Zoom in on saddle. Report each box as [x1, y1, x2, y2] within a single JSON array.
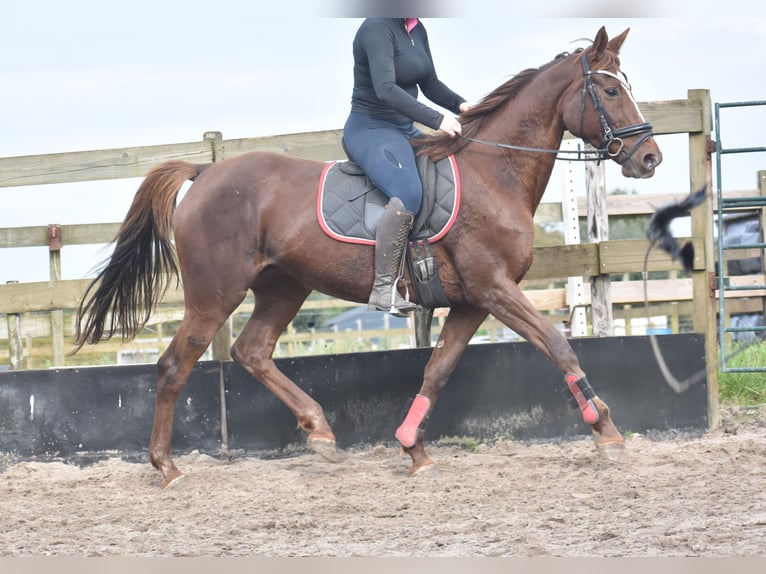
[[317, 153, 460, 308]]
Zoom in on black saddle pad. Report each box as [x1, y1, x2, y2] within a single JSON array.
[[317, 154, 460, 245]]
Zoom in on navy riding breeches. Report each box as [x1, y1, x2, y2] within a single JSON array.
[[342, 111, 424, 214]]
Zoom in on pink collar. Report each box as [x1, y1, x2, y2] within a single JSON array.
[[405, 18, 419, 34]]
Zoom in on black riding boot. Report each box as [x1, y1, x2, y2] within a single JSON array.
[[368, 197, 418, 316]]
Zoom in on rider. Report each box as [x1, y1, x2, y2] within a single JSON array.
[[343, 18, 471, 316]]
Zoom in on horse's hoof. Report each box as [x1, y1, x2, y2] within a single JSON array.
[[309, 437, 338, 463], [409, 460, 437, 477], [595, 440, 627, 463], [161, 471, 185, 490]]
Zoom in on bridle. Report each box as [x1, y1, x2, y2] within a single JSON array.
[[578, 51, 654, 162], [459, 50, 655, 163]]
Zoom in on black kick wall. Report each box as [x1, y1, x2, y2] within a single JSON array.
[[0, 335, 709, 461]]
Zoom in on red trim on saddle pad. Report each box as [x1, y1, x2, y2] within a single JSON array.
[[429, 155, 461, 243], [316, 155, 461, 245], [316, 161, 373, 245]]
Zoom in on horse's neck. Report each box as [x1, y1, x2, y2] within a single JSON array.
[[475, 72, 572, 210]]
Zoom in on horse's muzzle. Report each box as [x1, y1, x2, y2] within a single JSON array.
[[622, 147, 662, 178]]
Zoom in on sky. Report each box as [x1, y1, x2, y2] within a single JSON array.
[[1, 1, 765, 284]]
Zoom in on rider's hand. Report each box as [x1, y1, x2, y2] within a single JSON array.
[[439, 115, 462, 137]]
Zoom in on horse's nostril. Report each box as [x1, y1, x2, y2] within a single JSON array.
[[644, 153, 660, 169]]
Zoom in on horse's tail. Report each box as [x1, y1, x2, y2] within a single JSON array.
[[70, 160, 203, 354]]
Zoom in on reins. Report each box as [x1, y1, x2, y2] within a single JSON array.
[[456, 134, 606, 162]]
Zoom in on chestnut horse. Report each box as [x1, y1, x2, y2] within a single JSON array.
[[73, 27, 662, 488]]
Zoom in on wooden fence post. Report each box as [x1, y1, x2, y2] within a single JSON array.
[[688, 89, 718, 428], [413, 307, 434, 347], [48, 224, 65, 366], [6, 281, 23, 370], [586, 148, 613, 336]]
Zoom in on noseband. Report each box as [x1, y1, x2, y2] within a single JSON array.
[[579, 51, 654, 162]]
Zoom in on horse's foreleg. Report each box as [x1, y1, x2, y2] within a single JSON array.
[[484, 282, 625, 459], [150, 316, 224, 488], [398, 305, 488, 475], [230, 284, 337, 461]]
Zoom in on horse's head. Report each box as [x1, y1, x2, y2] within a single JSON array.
[[560, 27, 662, 178]]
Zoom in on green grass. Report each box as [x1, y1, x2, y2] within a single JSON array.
[[718, 341, 766, 406], [436, 436, 479, 452]]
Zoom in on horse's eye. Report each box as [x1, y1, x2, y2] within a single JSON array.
[[605, 87, 620, 97]]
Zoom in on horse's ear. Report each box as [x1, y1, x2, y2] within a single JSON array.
[[592, 26, 609, 58], [607, 28, 630, 54]]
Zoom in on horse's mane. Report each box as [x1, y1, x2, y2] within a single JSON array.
[[417, 45, 617, 160]]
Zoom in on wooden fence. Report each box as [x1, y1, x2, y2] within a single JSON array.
[[3, 89, 755, 422]]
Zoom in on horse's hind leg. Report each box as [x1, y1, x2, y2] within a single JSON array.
[[149, 311, 230, 488], [230, 277, 337, 461]]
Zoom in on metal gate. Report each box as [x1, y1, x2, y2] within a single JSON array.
[[714, 100, 766, 372]]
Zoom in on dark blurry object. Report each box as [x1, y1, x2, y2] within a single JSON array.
[[646, 186, 707, 272]]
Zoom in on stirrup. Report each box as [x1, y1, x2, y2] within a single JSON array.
[[389, 274, 417, 316], [389, 238, 417, 315]]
